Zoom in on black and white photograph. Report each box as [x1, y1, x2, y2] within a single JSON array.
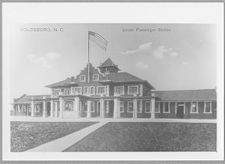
[[2, 2, 224, 161]]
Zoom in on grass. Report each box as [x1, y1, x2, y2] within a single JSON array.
[[64, 122, 216, 152], [11, 121, 97, 152]]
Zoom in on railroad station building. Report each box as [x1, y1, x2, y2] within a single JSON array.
[[12, 58, 217, 119]]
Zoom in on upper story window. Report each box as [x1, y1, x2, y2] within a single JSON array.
[[53, 89, 61, 96], [204, 102, 212, 114], [93, 74, 99, 81], [191, 102, 198, 113], [72, 87, 82, 95], [114, 86, 124, 96], [80, 75, 86, 82], [128, 85, 139, 95], [89, 86, 95, 95], [83, 86, 88, 95], [64, 88, 70, 95], [97, 86, 106, 95]]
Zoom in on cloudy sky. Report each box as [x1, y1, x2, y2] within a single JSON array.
[[9, 23, 216, 99]]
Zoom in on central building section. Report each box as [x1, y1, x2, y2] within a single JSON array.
[[46, 58, 155, 119]]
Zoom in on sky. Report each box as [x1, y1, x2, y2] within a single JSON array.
[[9, 23, 217, 100]]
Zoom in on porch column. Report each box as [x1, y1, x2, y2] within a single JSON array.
[[54, 102, 58, 117], [59, 97, 64, 118], [100, 99, 105, 118], [26, 104, 29, 116], [133, 99, 138, 118], [31, 97, 35, 117], [50, 97, 54, 117], [42, 97, 47, 118], [73, 97, 80, 118], [87, 100, 91, 118], [151, 93, 155, 119], [113, 98, 120, 118]]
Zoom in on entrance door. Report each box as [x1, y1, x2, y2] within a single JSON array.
[[176, 103, 184, 118]]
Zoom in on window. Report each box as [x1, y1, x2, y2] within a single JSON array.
[[97, 86, 106, 95], [191, 102, 198, 113], [83, 87, 88, 95], [120, 101, 125, 112], [65, 101, 73, 111], [64, 88, 70, 95], [53, 89, 60, 96], [105, 101, 109, 113], [204, 102, 212, 113], [160, 102, 164, 112], [89, 86, 95, 95], [72, 87, 82, 95], [127, 101, 133, 113], [91, 101, 95, 112], [145, 101, 151, 113], [80, 75, 86, 82], [155, 102, 160, 113], [114, 86, 124, 96], [128, 85, 139, 95], [138, 100, 143, 113], [163, 102, 170, 113], [93, 74, 99, 81]]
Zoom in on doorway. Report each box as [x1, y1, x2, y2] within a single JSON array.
[[176, 102, 185, 118]]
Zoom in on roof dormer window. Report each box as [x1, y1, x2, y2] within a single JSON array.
[[80, 75, 86, 82], [93, 74, 99, 81]]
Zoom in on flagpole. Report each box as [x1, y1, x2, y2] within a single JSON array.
[[87, 32, 90, 83]]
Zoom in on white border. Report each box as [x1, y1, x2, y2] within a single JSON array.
[[2, 2, 224, 161]]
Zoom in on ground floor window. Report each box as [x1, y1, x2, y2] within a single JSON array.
[[65, 101, 73, 111], [119, 101, 124, 112], [155, 102, 160, 113], [160, 102, 164, 112], [204, 102, 212, 114], [91, 101, 95, 112], [191, 102, 198, 113], [105, 100, 109, 113], [163, 102, 170, 113], [138, 100, 143, 113], [127, 101, 133, 113], [145, 101, 151, 113]]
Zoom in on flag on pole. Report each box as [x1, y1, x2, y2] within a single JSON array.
[[88, 31, 108, 51]]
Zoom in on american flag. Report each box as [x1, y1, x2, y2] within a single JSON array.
[[88, 31, 108, 51]]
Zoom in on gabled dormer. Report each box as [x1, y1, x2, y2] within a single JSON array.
[[98, 58, 120, 75], [77, 63, 102, 83]]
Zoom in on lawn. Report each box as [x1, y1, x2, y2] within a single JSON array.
[[64, 122, 216, 152], [11, 121, 97, 152]]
